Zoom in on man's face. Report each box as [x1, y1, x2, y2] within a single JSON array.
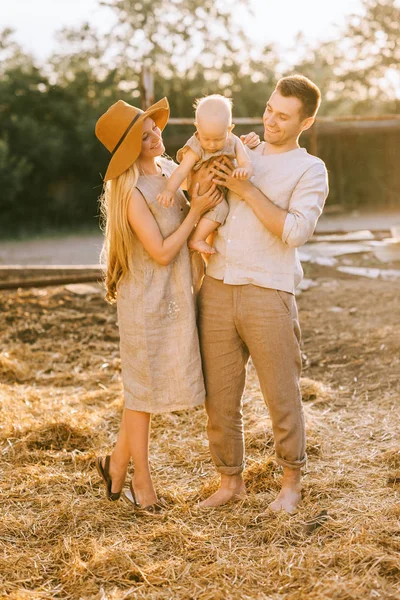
[[263, 90, 310, 147]]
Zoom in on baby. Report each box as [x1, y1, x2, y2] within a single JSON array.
[[157, 94, 253, 254]]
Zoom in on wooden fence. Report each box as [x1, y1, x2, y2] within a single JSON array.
[[165, 115, 400, 210]]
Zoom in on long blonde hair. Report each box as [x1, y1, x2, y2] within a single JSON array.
[[99, 161, 140, 303]]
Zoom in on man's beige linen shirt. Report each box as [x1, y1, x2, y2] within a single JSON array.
[[206, 147, 329, 294]]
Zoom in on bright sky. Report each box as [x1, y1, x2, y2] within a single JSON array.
[[2, 0, 364, 62]]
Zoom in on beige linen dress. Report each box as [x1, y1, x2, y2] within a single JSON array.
[[176, 132, 240, 224], [116, 157, 205, 413]]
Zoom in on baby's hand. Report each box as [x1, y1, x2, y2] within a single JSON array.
[[157, 189, 175, 207], [240, 132, 260, 149], [232, 167, 250, 180]]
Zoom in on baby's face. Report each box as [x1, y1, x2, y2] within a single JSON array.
[[196, 121, 230, 153]]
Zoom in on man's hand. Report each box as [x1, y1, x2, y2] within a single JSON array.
[[188, 157, 221, 197], [212, 157, 287, 239], [157, 189, 175, 208], [240, 132, 260, 149], [211, 157, 253, 199]]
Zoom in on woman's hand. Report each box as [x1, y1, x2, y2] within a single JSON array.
[[211, 157, 253, 199], [190, 182, 223, 217]]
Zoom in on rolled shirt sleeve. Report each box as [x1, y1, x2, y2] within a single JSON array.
[[282, 163, 329, 248]]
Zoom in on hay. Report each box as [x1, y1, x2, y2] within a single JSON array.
[[300, 377, 334, 404], [383, 447, 400, 470], [0, 277, 399, 600], [0, 351, 30, 382]]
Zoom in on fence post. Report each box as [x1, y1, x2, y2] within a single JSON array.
[[141, 66, 154, 110], [310, 120, 318, 156]]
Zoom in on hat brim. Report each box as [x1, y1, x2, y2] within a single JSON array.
[[104, 97, 170, 181]]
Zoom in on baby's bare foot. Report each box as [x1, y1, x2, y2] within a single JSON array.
[[188, 240, 216, 255]]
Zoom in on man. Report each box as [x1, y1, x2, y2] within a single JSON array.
[[198, 75, 329, 513]]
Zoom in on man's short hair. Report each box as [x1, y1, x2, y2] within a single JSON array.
[[276, 75, 321, 120]]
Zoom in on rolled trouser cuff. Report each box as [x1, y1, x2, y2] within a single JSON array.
[[276, 453, 307, 470], [215, 462, 245, 475]]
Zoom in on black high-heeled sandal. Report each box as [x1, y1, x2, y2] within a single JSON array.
[[123, 481, 164, 513], [95, 455, 123, 501]]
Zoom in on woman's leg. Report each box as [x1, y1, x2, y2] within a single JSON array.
[[106, 408, 131, 494], [104, 408, 156, 506], [124, 409, 158, 507]]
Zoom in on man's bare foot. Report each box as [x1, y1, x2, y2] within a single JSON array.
[[188, 240, 216, 255], [269, 467, 302, 514], [199, 474, 246, 508], [269, 487, 301, 514]]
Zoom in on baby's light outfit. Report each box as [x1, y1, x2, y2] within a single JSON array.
[[177, 132, 240, 224]]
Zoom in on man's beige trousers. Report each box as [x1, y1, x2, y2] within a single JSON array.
[[198, 275, 307, 474]]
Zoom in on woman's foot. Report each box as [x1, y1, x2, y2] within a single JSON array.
[[128, 473, 158, 509], [105, 455, 128, 494], [188, 240, 216, 255], [269, 468, 302, 514], [96, 454, 127, 500], [199, 474, 246, 508]]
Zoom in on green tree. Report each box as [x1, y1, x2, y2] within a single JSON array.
[[0, 28, 111, 233], [0, 137, 32, 221], [52, 1, 278, 177], [290, 0, 400, 115], [100, 0, 252, 73], [340, 0, 400, 111]]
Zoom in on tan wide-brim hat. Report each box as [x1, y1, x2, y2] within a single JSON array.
[[95, 97, 170, 181]]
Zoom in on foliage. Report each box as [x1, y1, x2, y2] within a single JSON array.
[[99, 0, 252, 72], [291, 0, 400, 115], [343, 0, 400, 108]]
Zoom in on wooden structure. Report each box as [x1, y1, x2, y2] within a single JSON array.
[[0, 266, 102, 290], [168, 115, 400, 156]]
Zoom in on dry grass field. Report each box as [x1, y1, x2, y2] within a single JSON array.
[[1, 265, 399, 600]]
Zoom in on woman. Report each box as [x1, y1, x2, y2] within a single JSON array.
[[94, 97, 222, 511]]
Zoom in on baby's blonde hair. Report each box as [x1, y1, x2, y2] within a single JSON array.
[[99, 162, 141, 303], [194, 94, 233, 125]]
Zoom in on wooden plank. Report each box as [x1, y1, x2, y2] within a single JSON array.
[[0, 264, 101, 272], [0, 265, 103, 290], [0, 273, 102, 291]]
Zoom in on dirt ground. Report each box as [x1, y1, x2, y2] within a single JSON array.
[[0, 260, 399, 599]]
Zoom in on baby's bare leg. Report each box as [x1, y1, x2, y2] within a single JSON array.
[[189, 217, 220, 254]]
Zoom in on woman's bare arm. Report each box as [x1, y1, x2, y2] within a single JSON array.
[[128, 183, 222, 265]]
